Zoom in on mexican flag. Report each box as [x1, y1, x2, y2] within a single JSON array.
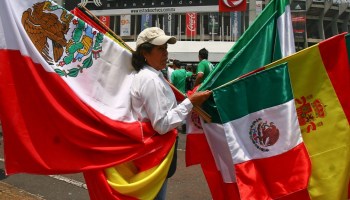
[[186, 0, 296, 198], [213, 63, 311, 199], [210, 33, 350, 199], [0, 0, 176, 199]]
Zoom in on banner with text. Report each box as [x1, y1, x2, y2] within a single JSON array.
[[120, 15, 131, 36], [141, 14, 152, 31], [209, 13, 219, 36], [164, 14, 175, 36], [186, 13, 197, 38], [230, 12, 242, 41]]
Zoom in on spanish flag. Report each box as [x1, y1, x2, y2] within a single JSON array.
[[264, 33, 350, 199]]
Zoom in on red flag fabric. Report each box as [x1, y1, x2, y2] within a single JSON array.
[[186, 86, 240, 200], [0, 0, 176, 177], [186, 133, 240, 200], [0, 51, 176, 174], [319, 34, 350, 122]]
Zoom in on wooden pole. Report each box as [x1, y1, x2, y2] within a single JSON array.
[[78, 5, 134, 52]]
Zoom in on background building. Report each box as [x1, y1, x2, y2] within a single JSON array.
[[62, 0, 350, 62]]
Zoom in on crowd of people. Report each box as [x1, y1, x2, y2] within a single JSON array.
[[163, 48, 215, 94]]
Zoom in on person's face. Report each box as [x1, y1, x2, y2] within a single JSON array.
[[144, 44, 168, 71]]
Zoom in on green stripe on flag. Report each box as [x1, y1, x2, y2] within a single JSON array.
[[200, 0, 289, 91], [213, 63, 293, 123], [198, 0, 293, 124], [346, 33, 350, 65], [277, 0, 289, 17]]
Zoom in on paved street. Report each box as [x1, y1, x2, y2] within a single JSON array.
[[0, 133, 212, 200]]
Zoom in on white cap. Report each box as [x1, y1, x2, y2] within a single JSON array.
[[136, 27, 177, 48]]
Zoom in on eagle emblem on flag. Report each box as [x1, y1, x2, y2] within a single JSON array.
[[21, 1, 104, 77], [190, 111, 203, 129], [250, 118, 280, 152]]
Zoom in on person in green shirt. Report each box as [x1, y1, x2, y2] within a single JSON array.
[[170, 60, 188, 94], [170, 59, 193, 134], [193, 48, 214, 88]]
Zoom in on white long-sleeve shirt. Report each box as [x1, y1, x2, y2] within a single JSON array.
[[130, 65, 193, 134]]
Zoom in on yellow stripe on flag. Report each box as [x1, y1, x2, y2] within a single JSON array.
[[105, 144, 175, 199], [266, 44, 350, 199], [105, 32, 131, 51]]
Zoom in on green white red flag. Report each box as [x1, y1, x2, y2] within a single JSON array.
[[186, 1, 296, 199], [213, 63, 311, 199]]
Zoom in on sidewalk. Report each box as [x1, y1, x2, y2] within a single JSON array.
[[0, 181, 43, 200]]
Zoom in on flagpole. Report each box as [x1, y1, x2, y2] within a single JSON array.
[[213, 67, 266, 91], [78, 5, 134, 52]]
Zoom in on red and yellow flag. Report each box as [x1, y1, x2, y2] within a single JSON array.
[[265, 33, 350, 199]]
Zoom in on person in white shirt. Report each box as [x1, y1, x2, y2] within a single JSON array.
[[167, 61, 175, 82], [131, 27, 211, 200]]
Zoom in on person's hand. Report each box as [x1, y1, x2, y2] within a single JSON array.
[[188, 90, 212, 107]]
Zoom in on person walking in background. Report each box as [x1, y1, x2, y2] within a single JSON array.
[[170, 59, 187, 94], [167, 60, 175, 82], [193, 48, 215, 88], [161, 60, 174, 81], [170, 59, 191, 134], [131, 27, 212, 200]]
